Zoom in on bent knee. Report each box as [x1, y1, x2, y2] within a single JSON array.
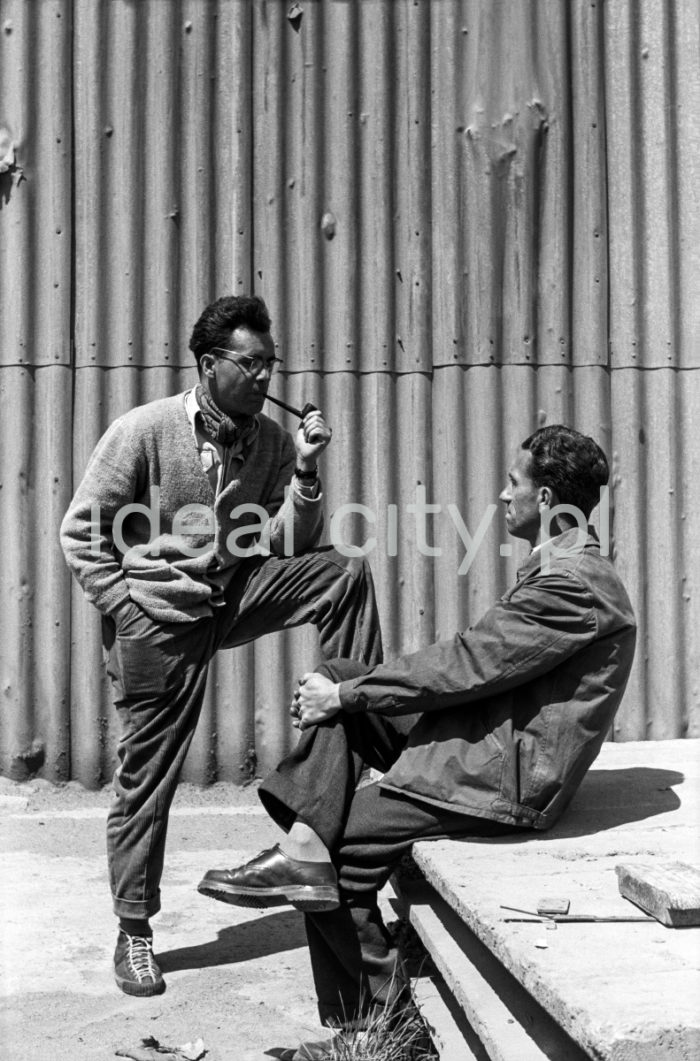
[[324, 548, 373, 582]]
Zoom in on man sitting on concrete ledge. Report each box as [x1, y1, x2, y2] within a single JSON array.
[[198, 425, 637, 1054]]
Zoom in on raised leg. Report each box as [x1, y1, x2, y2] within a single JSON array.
[[216, 547, 384, 667]]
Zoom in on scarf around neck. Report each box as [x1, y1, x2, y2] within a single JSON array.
[[195, 384, 258, 451]]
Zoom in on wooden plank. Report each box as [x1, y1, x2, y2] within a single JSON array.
[[616, 862, 700, 927]]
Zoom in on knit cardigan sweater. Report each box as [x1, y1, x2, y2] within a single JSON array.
[[60, 394, 324, 623]]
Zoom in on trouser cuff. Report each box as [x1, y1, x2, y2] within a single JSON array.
[[112, 890, 161, 921]]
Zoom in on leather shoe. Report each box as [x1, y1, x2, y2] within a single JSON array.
[[197, 845, 340, 912]]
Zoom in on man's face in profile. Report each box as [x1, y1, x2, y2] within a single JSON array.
[[500, 449, 543, 545]]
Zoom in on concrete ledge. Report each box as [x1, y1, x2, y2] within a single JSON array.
[[399, 878, 590, 1061], [410, 739, 700, 1061], [411, 970, 485, 1061]]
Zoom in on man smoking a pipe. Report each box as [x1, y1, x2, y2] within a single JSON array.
[[61, 294, 383, 997]]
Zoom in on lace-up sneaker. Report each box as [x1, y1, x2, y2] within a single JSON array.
[[113, 930, 165, 996]]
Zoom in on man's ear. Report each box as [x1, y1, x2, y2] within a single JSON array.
[[200, 352, 215, 378], [539, 485, 554, 509]]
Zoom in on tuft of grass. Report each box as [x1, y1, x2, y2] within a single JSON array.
[[323, 991, 437, 1061], [295, 903, 440, 1060], [326, 1010, 434, 1061]]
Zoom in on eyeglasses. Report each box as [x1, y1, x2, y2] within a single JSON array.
[[211, 347, 283, 378]]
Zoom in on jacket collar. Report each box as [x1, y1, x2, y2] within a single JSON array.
[[515, 526, 599, 582]]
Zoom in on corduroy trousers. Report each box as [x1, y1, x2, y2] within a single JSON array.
[[102, 547, 383, 920], [258, 660, 517, 1028]]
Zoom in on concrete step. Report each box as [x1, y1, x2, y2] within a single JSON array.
[[396, 878, 591, 1061], [411, 971, 488, 1060], [381, 880, 486, 1060]]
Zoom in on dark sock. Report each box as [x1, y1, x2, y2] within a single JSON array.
[[119, 918, 151, 938]]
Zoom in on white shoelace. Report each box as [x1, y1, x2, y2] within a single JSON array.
[[126, 935, 159, 982]]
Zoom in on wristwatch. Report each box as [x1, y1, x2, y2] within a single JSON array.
[[294, 465, 318, 482]]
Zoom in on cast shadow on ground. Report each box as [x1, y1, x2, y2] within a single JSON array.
[[544, 765, 684, 838], [463, 766, 684, 848], [158, 909, 306, 973]]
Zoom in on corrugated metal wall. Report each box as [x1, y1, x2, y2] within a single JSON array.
[[604, 0, 700, 739], [1, 0, 697, 786], [0, 0, 74, 782]]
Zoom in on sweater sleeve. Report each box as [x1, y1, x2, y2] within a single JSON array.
[[59, 417, 145, 614], [258, 432, 324, 556], [338, 571, 598, 716]]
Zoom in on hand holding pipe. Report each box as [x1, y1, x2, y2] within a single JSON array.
[[265, 393, 325, 444]]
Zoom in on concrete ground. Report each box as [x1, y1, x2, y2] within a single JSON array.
[[6, 742, 698, 1061], [0, 778, 332, 1061]]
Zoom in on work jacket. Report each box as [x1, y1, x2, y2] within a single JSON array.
[[339, 529, 636, 830]]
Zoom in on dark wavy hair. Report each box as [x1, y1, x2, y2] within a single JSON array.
[[189, 295, 272, 366], [522, 425, 609, 518]]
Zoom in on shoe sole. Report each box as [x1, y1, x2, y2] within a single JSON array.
[[197, 879, 340, 912], [115, 974, 166, 997]]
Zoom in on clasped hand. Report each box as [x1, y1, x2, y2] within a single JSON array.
[[290, 673, 341, 731]]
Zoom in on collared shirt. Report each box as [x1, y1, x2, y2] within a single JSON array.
[[184, 388, 257, 495], [184, 388, 319, 500], [183, 388, 260, 608]]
